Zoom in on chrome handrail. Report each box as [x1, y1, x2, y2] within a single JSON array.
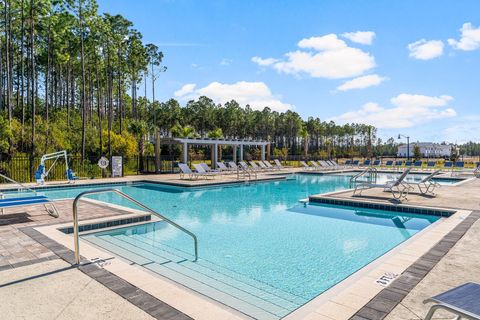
[[0, 173, 36, 194], [72, 188, 198, 265], [350, 167, 378, 187]]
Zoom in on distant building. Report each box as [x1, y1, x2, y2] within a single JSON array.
[[397, 142, 455, 158]]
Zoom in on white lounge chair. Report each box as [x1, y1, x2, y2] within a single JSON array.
[[178, 163, 199, 180], [249, 161, 263, 171], [263, 161, 279, 171], [328, 160, 342, 169], [318, 160, 334, 170], [407, 170, 441, 196], [200, 163, 220, 173], [256, 161, 272, 171], [309, 160, 324, 170], [273, 159, 284, 170], [239, 161, 253, 171], [193, 163, 217, 179], [217, 162, 234, 173], [300, 161, 313, 170], [354, 168, 412, 200], [228, 161, 239, 171]]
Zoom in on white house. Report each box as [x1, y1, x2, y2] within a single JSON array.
[[397, 142, 455, 158]]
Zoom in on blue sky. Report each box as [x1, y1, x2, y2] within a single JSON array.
[[97, 0, 480, 143]]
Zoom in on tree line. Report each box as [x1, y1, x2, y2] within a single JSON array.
[[1, 0, 475, 165]]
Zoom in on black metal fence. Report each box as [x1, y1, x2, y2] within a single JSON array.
[[0, 155, 183, 183]]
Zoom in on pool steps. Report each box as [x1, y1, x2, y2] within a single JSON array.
[[83, 227, 308, 320]]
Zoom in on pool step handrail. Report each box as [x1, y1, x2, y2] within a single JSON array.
[[0, 173, 37, 194], [350, 167, 378, 188], [72, 188, 198, 265], [236, 165, 257, 181]]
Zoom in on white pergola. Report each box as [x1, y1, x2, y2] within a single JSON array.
[[162, 137, 270, 168]]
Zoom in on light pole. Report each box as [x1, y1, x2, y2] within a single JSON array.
[[398, 134, 410, 160]]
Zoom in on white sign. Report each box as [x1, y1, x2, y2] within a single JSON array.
[[111, 156, 123, 177], [98, 156, 109, 169]]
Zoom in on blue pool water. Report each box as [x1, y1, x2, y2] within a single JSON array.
[[6, 174, 443, 319]]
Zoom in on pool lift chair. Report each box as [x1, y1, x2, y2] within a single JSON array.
[[35, 150, 78, 185]]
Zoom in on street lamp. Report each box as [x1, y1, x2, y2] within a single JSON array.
[[398, 134, 410, 160]]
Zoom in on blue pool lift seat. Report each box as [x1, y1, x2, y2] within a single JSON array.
[[66, 168, 78, 183], [35, 164, 46, 185], [424, 282, 480, 320]]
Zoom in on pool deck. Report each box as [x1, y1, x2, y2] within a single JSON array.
[[1, 168, 479, 319]]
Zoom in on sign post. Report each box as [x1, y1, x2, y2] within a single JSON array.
[[111, 156, 123, 178]]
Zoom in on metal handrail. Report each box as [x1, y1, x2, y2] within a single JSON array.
[[0, 173, 36, 194], [236, 166, 257, 181], [350, 167, 378, 187], [72, 188, 198, 265]]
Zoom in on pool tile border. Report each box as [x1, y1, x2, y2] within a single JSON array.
[[58, 214, 151, 234], [19, 226, 193, 320], [349, 210, 480, 320], [309, 196, 455, 217]]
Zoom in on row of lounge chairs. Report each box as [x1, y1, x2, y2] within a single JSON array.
[[178, 160, 285, 180], [300, 160, 344, 171], [353, 168, 441, 200], [345, 159, 480, 173]]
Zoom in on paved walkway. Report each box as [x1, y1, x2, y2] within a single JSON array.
[[0, 258, 154, 320], [385, 217, 480, 319]]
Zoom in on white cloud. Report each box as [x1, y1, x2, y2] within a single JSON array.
[[220, 58, 232, 66], [448, 23, 480, 51], [443, 115, 480, 143], [341, 31, 376, 45], [174, 83, 196, 97], [252, 33, 375, 79], [251, 56, 279, 66], [330, 94, 456, 129], [298, 34, 347, 50], [336, 74, 387, 91], [408, 39, 444, 60], [174, 81, 292, 112]]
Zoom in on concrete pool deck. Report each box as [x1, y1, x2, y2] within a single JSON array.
[[1, 169, 479, 319]]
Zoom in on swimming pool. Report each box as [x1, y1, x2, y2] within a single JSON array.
[[5, 174, 447, 319]]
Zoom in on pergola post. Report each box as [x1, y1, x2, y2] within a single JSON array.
[[213, 143, 218, 169], [233, 145, 237, 163], [183, 142, 188, 164], [240, 144, 243, 161], [261, 145, 266, 161]]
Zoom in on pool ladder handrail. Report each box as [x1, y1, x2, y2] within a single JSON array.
[[72, 188, 198, 265], [350, 167, 378, 188], [0, 173, 37, 194], [236, 166, 257, 181]]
